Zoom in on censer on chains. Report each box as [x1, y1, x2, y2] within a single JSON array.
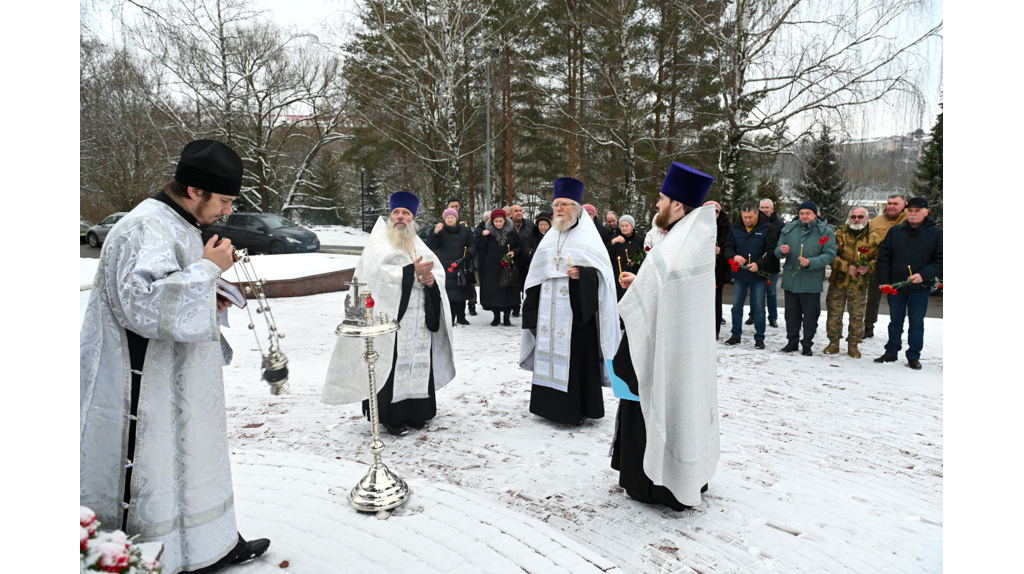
[[228, 248, 290, 395], [332, 277, 411, 519]]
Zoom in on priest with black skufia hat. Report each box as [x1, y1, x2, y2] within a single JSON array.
[[80, 139, 271, 574], [519, 177, 620, 426], [610, 161, 719, 510]]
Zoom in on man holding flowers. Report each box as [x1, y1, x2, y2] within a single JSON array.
[[823, 207, 883, 358], [873, 197, 943, 370], [774, 200, 837, 355], [722, 202, 778, 349]]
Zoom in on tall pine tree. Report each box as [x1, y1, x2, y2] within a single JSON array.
[[911, 110, 942, 226], [794, 126, 847, 227]]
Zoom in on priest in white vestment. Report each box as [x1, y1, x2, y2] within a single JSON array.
[[610, 161, 719, 509], [323, 192, 456, 436], [519, 177, 620, 425], [80, 140, 270, 574]]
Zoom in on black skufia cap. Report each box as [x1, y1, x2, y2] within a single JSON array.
[[175, 140, 243, 196]]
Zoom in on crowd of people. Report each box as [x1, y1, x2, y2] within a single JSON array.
[[80, 139, 941, 573], [709, 194, 942, 370]]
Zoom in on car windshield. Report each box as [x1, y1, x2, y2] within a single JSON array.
[[102, 215, 123, 225], [261, 215, 299, 229]]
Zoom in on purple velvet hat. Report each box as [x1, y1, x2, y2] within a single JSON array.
[[660, 162, 714, 207], [389, 191, 420, 216], [553, 177, 584, 204]]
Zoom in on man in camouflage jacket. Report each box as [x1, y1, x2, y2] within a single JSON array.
[[823, 207, 883, 358]]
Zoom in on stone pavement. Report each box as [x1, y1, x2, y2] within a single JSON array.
[[226, 450, 620, 573]]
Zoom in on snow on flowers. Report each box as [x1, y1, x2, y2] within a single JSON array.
[[80, 506, 161, 573]]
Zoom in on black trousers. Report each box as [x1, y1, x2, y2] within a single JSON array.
[[715, 282, 726, 337], [784, 290, 822, 348]]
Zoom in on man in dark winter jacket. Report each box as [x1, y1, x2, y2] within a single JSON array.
[[723, 203, 778, 349], [705, 201, 732, 338], [746, 199, 785, 327], [873, 197, 942, 370]]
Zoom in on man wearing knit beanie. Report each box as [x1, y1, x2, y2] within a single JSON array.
[[774, 200, 836, 355], [81, 140, 272, 574]]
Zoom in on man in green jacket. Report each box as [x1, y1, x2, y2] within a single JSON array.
[[774, 201, 837, 355]]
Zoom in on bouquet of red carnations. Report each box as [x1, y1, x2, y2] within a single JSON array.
[[81, 506, 162, 573]]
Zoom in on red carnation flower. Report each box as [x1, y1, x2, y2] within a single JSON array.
[[767, 280, 772, 285], [729, 260, 739, 272], [501, 261, 510, 268], [818, 236, 829, 245], [858, 246, 870, 254], [644, 246, 651, 252], [890, 289, 898, 295]]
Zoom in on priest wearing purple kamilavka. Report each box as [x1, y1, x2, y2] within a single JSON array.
[[611, 162, 720, 510]]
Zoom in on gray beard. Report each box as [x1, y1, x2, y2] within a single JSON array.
[[386, 219, 419, 254], [848, 222, 866, 230], [551, 213, 577, 232]]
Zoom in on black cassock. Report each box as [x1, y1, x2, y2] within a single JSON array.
[[610, 333, 706, 510], [522, 266, 605, 425], [362, 263, 443, 428]]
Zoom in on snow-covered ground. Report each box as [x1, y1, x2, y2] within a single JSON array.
[[307, 224, 370, 247], [79, 258, 942, 573]]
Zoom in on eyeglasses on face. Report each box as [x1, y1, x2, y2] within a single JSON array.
[[552, 201, 574, 208]]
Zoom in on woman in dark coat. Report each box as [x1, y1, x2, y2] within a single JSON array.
[[424, 208, 477, 325], [522, 212, 551, 271], [706, 201, 732, 338], [477, 209, 524, 326], [608, 215, 647, 301]]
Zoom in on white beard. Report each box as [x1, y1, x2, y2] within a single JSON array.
[[848, 222, 866, 230], [552, 212, 578, 232], [386, 219, 419, 254]]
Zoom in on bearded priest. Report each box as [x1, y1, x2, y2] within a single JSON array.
[[323, 192, 456, 436], [611, 162, 719, 510], [519, 177, 621, 425]]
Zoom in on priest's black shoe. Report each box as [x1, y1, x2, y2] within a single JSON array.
[[769, 319, 778, 328], [755, 340, 765, 349], [490, 313, 501, 326], [801, 346, 812, 356], [907, 359, 922, 370], [384, 423, 408, 436], [724, 337, 741, 345], [406, 420, 427, 429], [745, 316, 754, 325], [780, 342, 799, 353], [231, 536, 271, 565], [874, 353, 897, 363]]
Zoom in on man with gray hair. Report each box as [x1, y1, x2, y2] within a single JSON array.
[[864, 194, 907, 337], [520, 177, 620, 425], [823, 206, 882, 358]]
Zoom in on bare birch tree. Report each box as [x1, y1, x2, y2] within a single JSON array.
[[680, 0, 942, 209]]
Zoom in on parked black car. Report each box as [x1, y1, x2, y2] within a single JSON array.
[[201, 213, 320, 254]]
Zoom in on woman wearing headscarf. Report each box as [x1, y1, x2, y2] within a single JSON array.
[[608, 214, 647, 300], [424, 207, 477, 325], [477, 209, 524, 326]]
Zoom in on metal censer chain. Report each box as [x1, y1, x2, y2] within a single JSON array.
[[232, 248, 290, 395], [333, 276, 410, 519]]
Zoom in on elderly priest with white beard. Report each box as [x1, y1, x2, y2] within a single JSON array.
[[519, 177, 620, 426], [610, 162, 719, 510], [323, 191, 456, 436]]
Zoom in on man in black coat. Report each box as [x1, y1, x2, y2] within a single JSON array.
[[873, 197, 942, 370], [746, 198, 785, 327], [723, 203, 778, 349], [704, 201, 732, 338]]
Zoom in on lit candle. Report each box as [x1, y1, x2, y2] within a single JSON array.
[[568, 255, 572, 268], [800, 244, 804, 257], [617, 256, 623, 277]]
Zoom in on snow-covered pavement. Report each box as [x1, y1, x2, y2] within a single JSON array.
[[79, 261, 943, 573]]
